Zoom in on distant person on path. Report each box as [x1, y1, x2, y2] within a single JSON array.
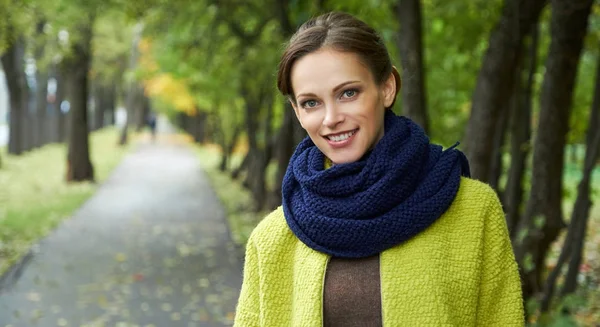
[[234, 12, 524, 326], [147, 112, 157, 142]]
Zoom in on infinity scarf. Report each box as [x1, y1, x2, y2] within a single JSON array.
[[281, 110, 471, 258]]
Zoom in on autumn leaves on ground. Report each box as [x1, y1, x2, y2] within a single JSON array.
[[0, 125, 242, 326]]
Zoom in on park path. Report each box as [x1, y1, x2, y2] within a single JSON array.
[[0, 131, 243, 326]]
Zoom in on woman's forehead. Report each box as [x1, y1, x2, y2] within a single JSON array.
[[291, 49, 373, 95]]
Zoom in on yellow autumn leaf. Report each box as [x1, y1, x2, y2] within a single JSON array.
[[115, 253, 127, 262]]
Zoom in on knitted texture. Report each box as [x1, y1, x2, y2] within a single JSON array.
[[282, 110, 471, 258], [234, 178, 524, 326]]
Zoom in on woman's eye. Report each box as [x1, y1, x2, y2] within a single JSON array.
[[303, 100, 318, 108], [342, 89, 357, 98]]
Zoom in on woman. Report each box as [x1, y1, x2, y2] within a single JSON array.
[[234, 11, 523, 327]]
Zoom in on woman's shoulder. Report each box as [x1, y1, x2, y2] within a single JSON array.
[[434, 177, 505, 233], [455, 176, 502, 211], [446, 177, 507, 234], [247, 206, 296, 250]]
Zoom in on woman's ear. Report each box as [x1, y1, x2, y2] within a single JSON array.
[[384, 67, 401, 109]]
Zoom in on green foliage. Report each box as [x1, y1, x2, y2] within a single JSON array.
[[527, 293, 590, 326], [523, 253, 536, 273], [92, 11, 133, 84]]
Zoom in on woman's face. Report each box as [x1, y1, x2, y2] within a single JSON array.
[[290, 48, 396, 164]]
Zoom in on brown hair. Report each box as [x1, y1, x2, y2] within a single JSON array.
[[277, 11, 401, 109]]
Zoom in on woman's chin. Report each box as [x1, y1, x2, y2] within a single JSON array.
[[326, 151, 364, 165]]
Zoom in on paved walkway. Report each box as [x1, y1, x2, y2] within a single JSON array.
[[0, 137, 243, 326]]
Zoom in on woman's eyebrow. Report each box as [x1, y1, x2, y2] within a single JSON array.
[[332, 80, 360, 93], [297, 81, 361, 99]]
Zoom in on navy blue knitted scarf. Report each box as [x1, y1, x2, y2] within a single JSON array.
[[282, 110, 471, 258]]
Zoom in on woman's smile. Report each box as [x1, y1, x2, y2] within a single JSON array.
[[324, 129, 359, 149]]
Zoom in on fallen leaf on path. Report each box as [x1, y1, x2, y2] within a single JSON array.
[[171, 312, 182, 321], [26, 292, 41, 302], [161, 303, 172, 312], [115, 253, 127, 262]]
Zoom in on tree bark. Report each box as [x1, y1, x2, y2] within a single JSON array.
[[541, 54, 600, 311], [93, 83, 106, 130], [1, 34, 28, 155], [106, 82, 116, 125], [119, 23, 143, 146], [240, 86, 268, 210], [514, 0, 593, 300], [270, 103, 296, 208], [268, 0, 304, 209], [395, 0, 429, 133], [489, 102, 510, 192], [504, 21, 539, 236], [464, 0, 547, 182], [136, 95, 150, 132], [34, 18, 48, 147], [66, 17, 95, 182], [193, 111, 207, 143], [55, 63, 68, 143], [220, 126, 242, 172]]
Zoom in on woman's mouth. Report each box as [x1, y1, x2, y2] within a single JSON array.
[[324, 129, 358, 148]]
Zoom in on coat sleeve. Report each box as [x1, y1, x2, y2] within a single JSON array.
[[476, 189, 525, 327], [233, 236, 260, 327]]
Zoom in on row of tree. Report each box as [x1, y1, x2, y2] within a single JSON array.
[[135, 0, 600, 321], [0, 0, 152, 179], [1, 0, 599, 322]]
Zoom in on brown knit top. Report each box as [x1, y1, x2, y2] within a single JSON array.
[[323, 254, 382, 326]]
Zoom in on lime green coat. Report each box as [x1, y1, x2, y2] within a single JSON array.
[[234, 178, 524, 326]]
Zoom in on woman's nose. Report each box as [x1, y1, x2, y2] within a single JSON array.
[[322, 103, 344, 128]]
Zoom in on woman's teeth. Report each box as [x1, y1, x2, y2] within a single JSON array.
[[328, 130, 356, 142]]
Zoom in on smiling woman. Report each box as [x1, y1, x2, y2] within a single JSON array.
[[234, 11, 524, 327], [289, 49, 396, 164]]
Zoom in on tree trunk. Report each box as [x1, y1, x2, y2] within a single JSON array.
[[395, 0, 429, 133], [240, 89, 268, 210], [514, 0, 593, 300], [22, 106, 34, 152], [34, 19, 48, 147], [464, 0, 547, 182], [106, 82, 116, 125], [193, 111, 207, 143], [261, 89, 275, 170], [267, 0, 305, 210], [136, 95, 150, 132], [93, 83, 106, 130], [119, 23, 143, 146], [66, 18, 95, 182], [219, 126, 242, 172], [0, 34, 27, 155], [269, 103, 296, 209], [489, 102, 510, 192], [55, 64, 68, 143], [504, 21, 539, 236], [541, 55, 600, 311]]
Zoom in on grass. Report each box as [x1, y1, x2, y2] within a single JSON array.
[[194, 144, 269, 247], [0, 127, 134, 275]]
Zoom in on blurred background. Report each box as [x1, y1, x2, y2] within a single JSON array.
[[0, 0, 599, 326]]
